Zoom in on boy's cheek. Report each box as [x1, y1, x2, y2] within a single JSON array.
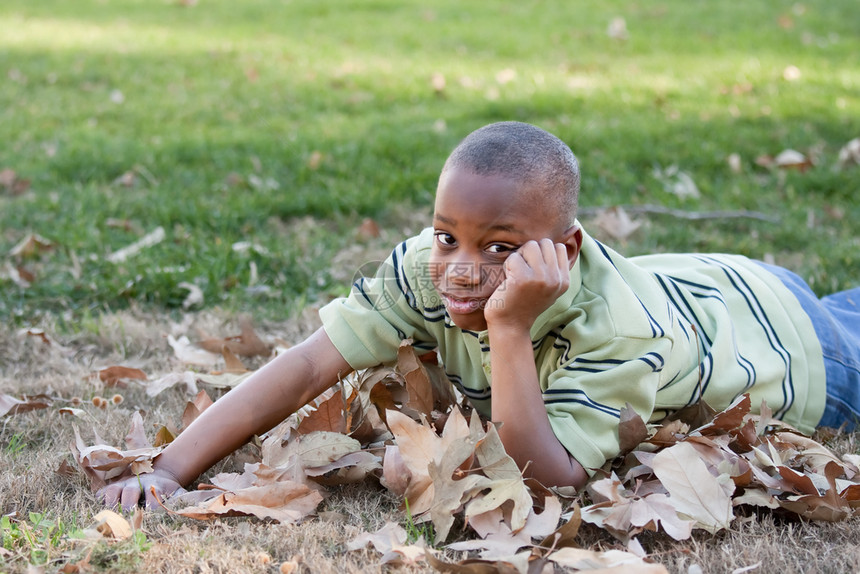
[[427, 259, 445, 290], [482, 264, 506, 292]]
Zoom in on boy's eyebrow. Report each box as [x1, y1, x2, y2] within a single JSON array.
[[434, 213, 525, 235], [487, 223, 523, 234]]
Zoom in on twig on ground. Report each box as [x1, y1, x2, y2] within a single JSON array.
[[580, 205, 780, 223]]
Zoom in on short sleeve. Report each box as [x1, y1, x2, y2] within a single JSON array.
[[543, 336, 672, 473], [320, 232, 438, 369]]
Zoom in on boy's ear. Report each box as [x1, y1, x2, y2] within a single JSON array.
[[561, 224, 583, 269]]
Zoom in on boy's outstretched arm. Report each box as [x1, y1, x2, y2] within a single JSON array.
[[485, 239, 589, 490], [99, 327, 351, 510]]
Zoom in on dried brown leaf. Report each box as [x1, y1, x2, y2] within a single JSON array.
[[450, 496, 562, 559], [0, 168, 31, 195], [397, 340, 435, 417], [221, 345, 248, 373], [98, 365, 147, 388], [648, 419, 689, 447], [10, 233, 52, 259], [428, 435, 487, 542], [651, 442, 734, 533], [837, 137, 860, 168], [696, 394, 750, 435], [168, 335, 220, 367], [425, 551, 528, 573], [182, 389, 214, 429], [145, 371, 199, 396], [593, 206, 642, 242], [297, 389, 347, 434], [174, 481, 323, 523], [198, 317, 269, 357], [619, 403, 649, 453], [465, 421, 531, 534], [381, 445, 412, 497], [665, 399, 717, 430], [125, 411, 151, 449], [547, 547, 668, 572], [89, 510, 134, 540], [0, 393, 52, 416], [540, 502, 581, 549], [277, 431, 362, 470]]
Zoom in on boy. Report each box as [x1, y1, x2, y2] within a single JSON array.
[[102, 122, 860, 509]]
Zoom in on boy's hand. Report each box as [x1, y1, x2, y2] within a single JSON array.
[[98, 468, 185, 511], [484, 238, 570, 331]]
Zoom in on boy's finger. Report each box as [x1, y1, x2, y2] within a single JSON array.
[[120, 484, 142, 511], [505, 250, 528, 275], [144, 486, 162, 510], [98, 485, 120, 508], [555, 243, 568, 270], [538, 238, 557, 266], [516, 240, 539, 264]]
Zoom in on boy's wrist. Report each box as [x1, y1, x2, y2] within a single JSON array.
[[486, 319, 533, 343]]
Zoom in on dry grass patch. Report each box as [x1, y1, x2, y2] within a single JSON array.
[[3, 310, 860, 573]]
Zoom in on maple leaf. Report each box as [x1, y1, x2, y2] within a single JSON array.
[[772, 431, 853, 476], [173, 481, 323, 523], [777, 461, 854, 521], [837, 137, 860, 168], [83, 509, 142, 540], [694, 394, 750, 436], [9, 233, 52, 259], [279, 431, 363, 469], [427, 424, 487, 542], [464, 421, 532, 535], [593, 206, 642, 242], [347, 522, 430, 565], [197, 317, 270, 357], [381, 445, 412, 497], [260, 425, 375, 487], [547, 547, 669, 573], [0, 393, 52, 417], [144, 371, 199, 396], [650, 441, 734, 533], [71, 412, 163, 491], [396, 341, 435, 417], [181, 389, 214, 429], [97, 365, 147, 388], [167, 334, 220, 367], [582, 474, 695, 542], [384, 408, 472, 517], [296, 388, 348, 434], [619, 403, 650, 453], [540, 502, 582, 550], [448, 496, 562, 559]]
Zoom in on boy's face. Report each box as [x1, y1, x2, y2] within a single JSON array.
[[429, 167, 575, 331]]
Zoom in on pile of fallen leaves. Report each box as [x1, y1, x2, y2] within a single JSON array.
[[7, 322, 854, 572]]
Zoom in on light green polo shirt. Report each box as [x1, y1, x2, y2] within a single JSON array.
[[320, 226, 826, 473]]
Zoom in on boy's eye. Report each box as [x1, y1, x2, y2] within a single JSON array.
[[486, 244, 514, 254], [435, 232, 456, 246]]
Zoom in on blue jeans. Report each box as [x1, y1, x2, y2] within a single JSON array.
[[758, 262, 860, 430]]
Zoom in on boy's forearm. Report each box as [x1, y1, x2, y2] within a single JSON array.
[[154, 328, 349, 486], [488, 325, 588, 490]]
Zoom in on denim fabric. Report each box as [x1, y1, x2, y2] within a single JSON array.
[[757, 262, 860, 430]]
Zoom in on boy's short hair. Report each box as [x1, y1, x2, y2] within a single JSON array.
[[441, 122, 580, 227]]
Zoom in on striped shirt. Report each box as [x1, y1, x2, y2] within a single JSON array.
[[320, 225, 826, 473]]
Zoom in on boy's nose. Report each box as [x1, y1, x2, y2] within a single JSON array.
[[446, 260, 482, 287]]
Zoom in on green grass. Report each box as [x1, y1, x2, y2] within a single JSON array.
[[2, 0, 858, 325]]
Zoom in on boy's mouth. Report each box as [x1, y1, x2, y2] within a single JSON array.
[[441, 293, 487, 315]]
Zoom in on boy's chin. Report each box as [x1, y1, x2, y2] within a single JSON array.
[[448, 311, 488, 332]]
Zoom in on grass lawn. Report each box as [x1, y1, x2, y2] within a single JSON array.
[[1, 0, 860, 572], [2, 0, 858, 324]]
